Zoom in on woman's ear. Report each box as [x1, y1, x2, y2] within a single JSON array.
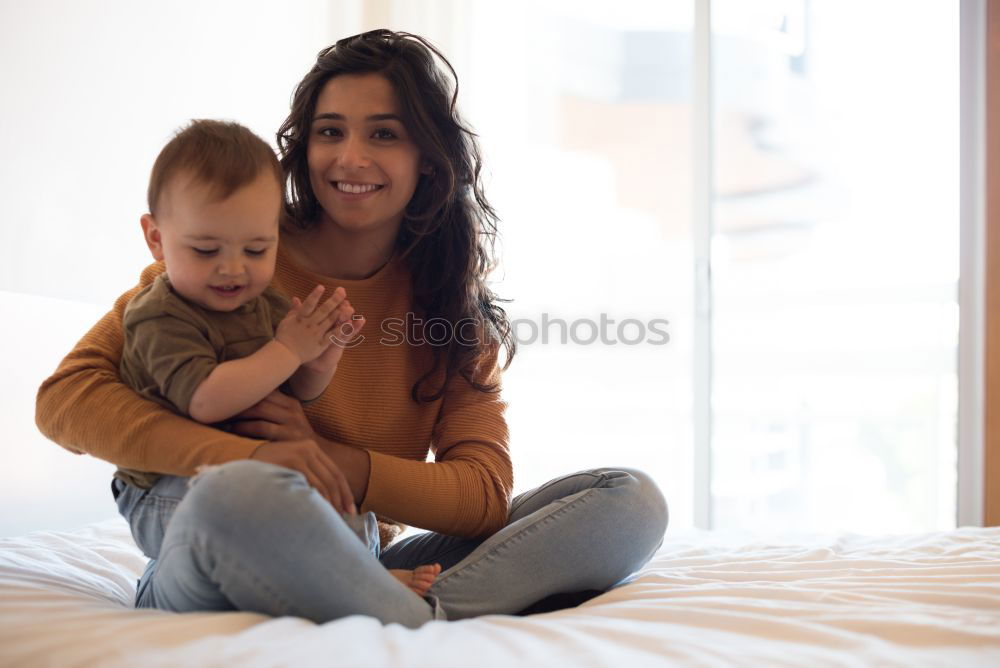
[[140, 214, 165, 262], [420, 161, 435, 176]]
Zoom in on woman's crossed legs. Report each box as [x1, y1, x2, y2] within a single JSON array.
[[115, 460, 667, 628]]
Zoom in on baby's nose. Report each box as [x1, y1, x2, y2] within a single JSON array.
[[218, 258, 244, 276]]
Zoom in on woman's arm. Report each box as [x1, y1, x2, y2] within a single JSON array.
[[230, 348, 513, 539], [35, 262, 266, 474], [360, 378, 512, 538], [358, 444, 511, 539]]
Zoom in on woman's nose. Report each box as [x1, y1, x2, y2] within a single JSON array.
[[339, 135, 371, 169]]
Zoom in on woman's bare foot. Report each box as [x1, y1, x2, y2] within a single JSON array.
[[389, 564, 441, 596]]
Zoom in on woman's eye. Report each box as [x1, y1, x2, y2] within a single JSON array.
[[318, 127, 342, 138], [245, 248, 267, 257], [193, 248, 218, 257], [372, 128, 397, 140]]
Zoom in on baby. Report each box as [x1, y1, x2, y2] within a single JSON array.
[[115, 119, 439, 596]]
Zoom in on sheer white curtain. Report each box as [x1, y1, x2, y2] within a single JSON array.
[[709, 0, 960, 532], [371, 0, 699, 527], [385, 0, 963, 533]]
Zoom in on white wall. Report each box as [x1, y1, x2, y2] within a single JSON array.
[[0, 0, 346, 303], [0, 0, 355, 536]]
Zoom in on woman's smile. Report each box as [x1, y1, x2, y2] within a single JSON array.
[[334, 181, 384, 195]]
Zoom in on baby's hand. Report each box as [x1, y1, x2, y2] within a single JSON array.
[[275, 285, 346, 364], [303, 307, 366, 374]]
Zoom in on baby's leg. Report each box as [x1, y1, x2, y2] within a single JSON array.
[[341, 511, 380, 558], [344, 511, 439, 594], [389, 564, 441, 596]]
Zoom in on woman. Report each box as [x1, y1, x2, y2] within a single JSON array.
[[35, 29, 667, 627]]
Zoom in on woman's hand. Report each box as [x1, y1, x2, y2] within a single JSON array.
[[233, 391, 371, 505], [250, 439, 356, 515], [231, 390, 316, 442]]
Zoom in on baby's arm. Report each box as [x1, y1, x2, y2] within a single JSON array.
[[187, 341, 300, 423], [286, 363, 336, 404], [187, 285, 345, 423]]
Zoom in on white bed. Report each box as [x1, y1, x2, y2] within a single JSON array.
[[2, 518, 999, 667]]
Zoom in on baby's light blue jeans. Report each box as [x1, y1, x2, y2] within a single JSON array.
[[112, 459, 667, 628]]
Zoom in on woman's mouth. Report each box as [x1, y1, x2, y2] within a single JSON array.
[[334, 181, 383, 195]]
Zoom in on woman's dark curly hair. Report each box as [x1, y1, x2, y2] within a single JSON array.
[[277, 29, 515, 402]]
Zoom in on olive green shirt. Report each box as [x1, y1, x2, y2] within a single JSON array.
[[115, 273, 290, 489]]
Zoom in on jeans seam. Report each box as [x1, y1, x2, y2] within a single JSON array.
[[136, 495, 182, 515], [507, 471, 606, 517], [432, 478, 607, 589]]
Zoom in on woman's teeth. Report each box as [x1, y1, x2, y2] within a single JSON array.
[[336, 182, 381, 194]]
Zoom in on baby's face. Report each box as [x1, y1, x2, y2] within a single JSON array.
[[147, 171, 282, 312]]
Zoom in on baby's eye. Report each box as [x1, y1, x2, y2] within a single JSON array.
[[193, 248, 218, 257], [372, 128, 397, 140], [245, 248, 267, 257]]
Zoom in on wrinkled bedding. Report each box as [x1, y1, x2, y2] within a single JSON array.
[[2, 518, 999, 667]]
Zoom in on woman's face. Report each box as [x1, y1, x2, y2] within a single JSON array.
[[307, 73, 424, 240]]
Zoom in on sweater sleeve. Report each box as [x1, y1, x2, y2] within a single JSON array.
[[35, 262, 266, 474], [362, 347, 513, 538]]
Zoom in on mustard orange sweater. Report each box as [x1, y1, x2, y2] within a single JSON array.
[[35, 246, 512, 540]]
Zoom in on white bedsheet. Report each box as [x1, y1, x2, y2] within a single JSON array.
[[2, 518, 999, 667]]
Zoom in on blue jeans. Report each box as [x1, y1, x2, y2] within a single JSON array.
[[112, 460, 667, 628]]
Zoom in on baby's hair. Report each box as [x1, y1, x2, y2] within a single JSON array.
[[147, 119, 283, 215]]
